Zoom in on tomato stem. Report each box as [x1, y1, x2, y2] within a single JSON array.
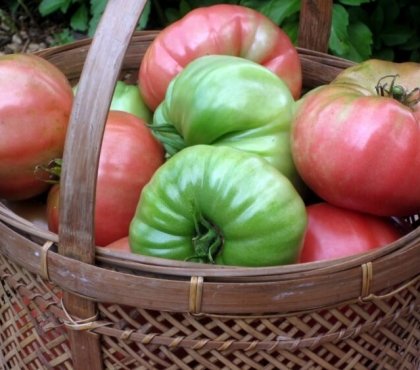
[[375, 74, 419, 108], [34, 158, 62, 184], [148, 122, 186, 158], [187, 214, 223, 264]]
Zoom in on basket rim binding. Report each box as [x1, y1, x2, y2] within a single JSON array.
[[0, 196, 419, 280]]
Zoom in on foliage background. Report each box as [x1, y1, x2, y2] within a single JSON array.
[[2, 0, 419, 62]]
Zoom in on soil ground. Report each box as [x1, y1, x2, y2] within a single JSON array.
[[0, 8, 69, 55]]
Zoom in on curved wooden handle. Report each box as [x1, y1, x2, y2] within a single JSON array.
[[298, 0, 333, 52], [58, 0, 148, 262]]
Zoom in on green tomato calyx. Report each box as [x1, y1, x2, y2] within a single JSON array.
[[148, 122, 186, 158], [34, 158, 62, 184], [187, 214, 223, 264], [375, 74, 419, 109]]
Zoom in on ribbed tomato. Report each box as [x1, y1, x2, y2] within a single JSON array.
[[139, 4, 301, 110], [292, 59, 420, 216]]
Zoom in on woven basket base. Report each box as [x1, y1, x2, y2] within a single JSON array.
[[1, 254, 418, 370]]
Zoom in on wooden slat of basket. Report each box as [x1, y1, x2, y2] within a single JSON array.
[[1, 199, 416, 285], [1, 220, 418, 314], [56, 1, 149, 368], [298, 0, 333, 53]]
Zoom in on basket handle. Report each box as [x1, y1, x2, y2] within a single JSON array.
[[57, 1, 148, 368], [298, 0, 333, 52], [58, 0, 148, 262]]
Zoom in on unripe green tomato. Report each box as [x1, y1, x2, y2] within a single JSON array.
[[129, 145, 307, 267]]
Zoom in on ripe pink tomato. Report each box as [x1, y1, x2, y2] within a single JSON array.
[[292, 59, 420, 217], [299, 203, 403, 263], [47, 111, 165, 246], [104, 236, 131, 252], [0, 54, 73, 200], [139, 4, 301, 110]]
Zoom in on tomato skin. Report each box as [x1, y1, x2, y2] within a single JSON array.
[[47, 111, 165, 246], [0, 54, 73, 200], [103, 236, 131, 252], [130, 145, 307, 267], [299, 203, 402, 263], [110, 81, 152, 123], [139, 4, 301, 110], [153, 55, 301, 189], [291, 59, 420, 216], [46, 184, 60, 232], [74, 80, 152, 123]]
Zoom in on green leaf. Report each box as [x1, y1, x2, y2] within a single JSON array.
[[399, 35, 420, 51], [370, 4, 384, 35], [88, 0, 107, 37], [381, 26, 413, 47], [379, 0, 399, 25], [137, 0, 152, 30], [5, 0, 19, 15], [60, 0, 73, 13], [347, 6, 369, 25], [180, 0, 192, 16], [88, 0, 151, 35], [240, 0, 300, 25], [90, 0, 107, 16], [338, 0, 371, 5], [282, 18, 299, 45], [52, 28, 75, 46], [342, 21, 373, 62], [409, 49, 419, 63], [70, 4, 89, 32], [164, 8, 181, 24], [329, 4, 350, 56], [188, 0, 239, 6], [373, 48, 394, 61], [408, 5, 420, 23], [39, 0, 70, 16]]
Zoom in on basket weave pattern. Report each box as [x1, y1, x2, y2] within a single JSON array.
[[0, 1, 419, 369], [1, 252, 419, 369]]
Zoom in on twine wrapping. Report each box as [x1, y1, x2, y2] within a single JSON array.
[[40, 241, 54, 281], [60, 299, 111, 331], [189, 276, 204, 314], [360, 262, 373, 302], [360, 262, 419, 303]]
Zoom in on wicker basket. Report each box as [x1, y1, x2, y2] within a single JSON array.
[[1, 1, 419, 369]]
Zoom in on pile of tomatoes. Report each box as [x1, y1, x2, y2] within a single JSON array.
[[1, 4, 418, 267]]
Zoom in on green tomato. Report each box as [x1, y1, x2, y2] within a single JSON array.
[[110, 81, 152, 123], [73, 80, 152, 123], [129, 145, 307, 267], [152, 55, 300, 188]]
